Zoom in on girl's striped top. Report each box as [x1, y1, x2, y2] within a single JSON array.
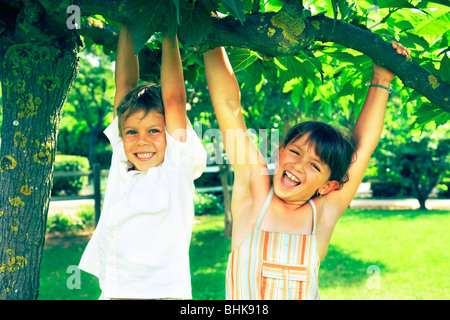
[[226, 187, 321, 300]]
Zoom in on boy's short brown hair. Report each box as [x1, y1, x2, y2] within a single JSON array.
[[116, 83, 165, 137]]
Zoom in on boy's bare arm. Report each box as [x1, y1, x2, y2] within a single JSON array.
[[114, 24, 139, 117], [161, 33, 187, 142]]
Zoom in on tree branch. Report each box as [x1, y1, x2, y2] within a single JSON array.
[[310, 15, 450, 113], [60, 0, 450, 113], [191, 12, 450, 113]]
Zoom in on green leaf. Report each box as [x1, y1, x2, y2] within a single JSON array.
[[290, 83, 301, 107], [394, 20, 415, 32], [406, 89, 423, 103], [275, 55, 321, 85], [241, 60, 264, 91], [376, 0, 415, 9], [412, 103, 450, 129], [172, 0, 180, 23], [275, 56, 301, 83], [273, 57, 288, 71], [336, 0, 350, 18], [228, 48, 260, 73], [160, 0, 179, 42], [123, 0, 165, 54], [298, 50, 324, 84], [184, 64, 199, 85], [416, 0, 450, 9], [439, 53, 450, 84], [221, 0, 246, 24], [399, 32, 430, 51], [322, 47, 369, 72], [335, 75, 359, 100], [242, 0, 255, 12], [414, 4, 450, 35], [179, 4, 212, 48], [264, 0, 284, 13], [325, 0, 338, 20]]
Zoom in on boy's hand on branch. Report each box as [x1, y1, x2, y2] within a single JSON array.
[[372, 41, 411, 84]]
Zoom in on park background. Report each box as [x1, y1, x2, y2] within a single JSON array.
[[0, 0, 449, 300]]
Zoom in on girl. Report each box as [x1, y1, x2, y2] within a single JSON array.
[[203, 41, 410, 300]]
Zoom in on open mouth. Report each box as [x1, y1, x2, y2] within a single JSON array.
[[134, 152, 155, 161], [281, 170, 301, 188]]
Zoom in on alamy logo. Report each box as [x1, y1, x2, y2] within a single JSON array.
[[66, 265, 81, 289], [66, 5, 81, 30], [366, 265, 381, 290]]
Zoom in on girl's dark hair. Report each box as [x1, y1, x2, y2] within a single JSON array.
[[117, 83, 165, 136], [282, 121, 357, 188]]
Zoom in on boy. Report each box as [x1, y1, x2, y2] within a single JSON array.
[[79, 25, 206, 300]]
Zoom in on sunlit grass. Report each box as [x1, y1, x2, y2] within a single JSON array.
[[320, 209, 450, 299]]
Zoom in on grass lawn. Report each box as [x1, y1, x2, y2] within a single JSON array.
[[38, 209, 449, 300]]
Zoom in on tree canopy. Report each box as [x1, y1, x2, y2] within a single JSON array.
[[1, 1, 449, 120], [72, 0, 450, 120]]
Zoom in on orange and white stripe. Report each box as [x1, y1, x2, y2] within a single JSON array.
[[226, 188, 321, 300]]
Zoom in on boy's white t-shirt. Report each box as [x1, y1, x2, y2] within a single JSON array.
[[79, 117, 206, 299]]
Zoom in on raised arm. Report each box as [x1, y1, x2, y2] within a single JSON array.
[[160, 33, 187, 142], [325, 41, 411, 215], [203, 47, 245, 156], [203, 48, 270, 230], [203, 48, 266, 172], [113, 24, 139, 117]]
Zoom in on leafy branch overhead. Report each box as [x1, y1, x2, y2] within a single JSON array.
[[1, 0, 450, 122], [97, 0, 450, 124], [121, 0, 242, 52]]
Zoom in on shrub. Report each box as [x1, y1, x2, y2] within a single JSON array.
[[47, 212, 83, 234], [374, 138, 449, 209], [194, 170, 222, 188], [371, 181, 414, 198], [437, 182, 450, 198], [52, 155, 89, 195], [194, 193, 224, 216], [46, 205, 94, 234]]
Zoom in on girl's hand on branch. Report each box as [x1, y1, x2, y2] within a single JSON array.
[[372, 41, 411, 84]]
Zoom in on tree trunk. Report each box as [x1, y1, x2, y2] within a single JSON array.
[[414, 172, 439, 211], [417, 197, 427, 211], [412, 183, 427, 211], [219, 164, 232, 238], [0, 39, 79, 299], [88, 129, 98, 171]]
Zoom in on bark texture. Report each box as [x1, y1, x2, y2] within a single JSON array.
[[0, 35, 79, 301]]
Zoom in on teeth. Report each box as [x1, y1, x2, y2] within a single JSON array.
[[136, 152, 154, 159], [285, 171, 300, 183]]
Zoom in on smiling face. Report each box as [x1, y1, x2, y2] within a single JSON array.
[[121, 109, 166, 171], [273, 134, 336, 205]]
